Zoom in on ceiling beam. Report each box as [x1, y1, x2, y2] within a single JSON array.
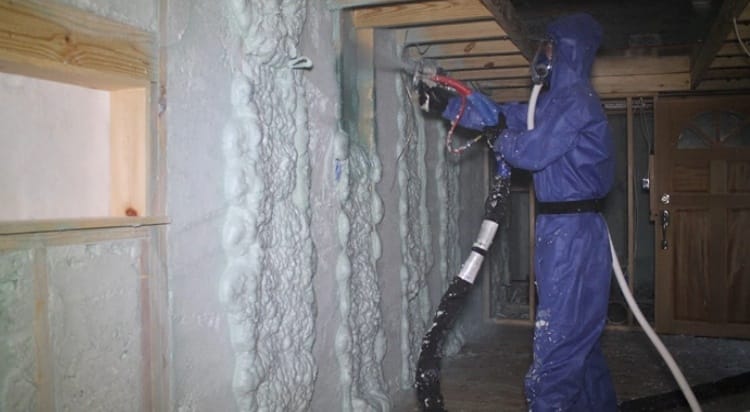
[[479, 0, 535, 59], [398, 21, 507, 45], [690, 0, 750, 89], [404, 39, 519, 59], [449, 66, 530, 80], [327, 0, 419, 10], [352, 0, 492, 28], [436, 54, 527, 70]]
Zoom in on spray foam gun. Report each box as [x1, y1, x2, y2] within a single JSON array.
[[411, 60, 488, 156], [413, 61, 513, 412]]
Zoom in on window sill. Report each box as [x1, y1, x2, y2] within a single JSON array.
[[0, 216, 169, 236]]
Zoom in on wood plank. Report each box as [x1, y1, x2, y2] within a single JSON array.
[[353, 0, 491, 28], [32, 247, 54, 412], [626, 97, 635, 327], [726, 20, 750, 39], [328, 0, 418, 9], [405, 39, 519, 59], [592, 55, 689, 77], [449, 66, 529, 80], [479, 0, 535, 59], [703, 67, 750, 79], [0, 216, 169, 236], [487, 73, 690, 101], [480, 77, 531, 88], [111, 88, 148, 218], [592, 72, 691, 94], [0, 0, 153, 90], [401, 20, 506, 45], [690, 0, 750, 88], [740, 4, 750, 21], [357, 27, 376, 149], [489, 87, 531, 102], [709, 55, 750, 68], [696, 77, 750, 90], [436, 53, 527, 70], [717, 40, 750, 56]]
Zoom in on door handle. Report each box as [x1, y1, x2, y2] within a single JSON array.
[[661, 209, 670, 250]]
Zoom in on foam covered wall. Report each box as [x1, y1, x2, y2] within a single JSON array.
[[0, 1, 487, 411]]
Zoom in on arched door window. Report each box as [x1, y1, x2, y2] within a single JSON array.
[[677, 111, 750, 149]]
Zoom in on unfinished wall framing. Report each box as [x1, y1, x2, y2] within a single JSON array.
[[0, 1, 169, 411], [0, 0, 158, 224]]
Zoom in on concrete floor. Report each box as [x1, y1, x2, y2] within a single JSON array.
[[395, 323, 750, 411]]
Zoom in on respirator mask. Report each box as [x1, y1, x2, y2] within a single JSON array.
[[531, 37, 554, 85]]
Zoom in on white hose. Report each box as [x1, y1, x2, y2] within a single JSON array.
[[525, 84, 701, 411], [608, 234, 702, 411], [527, 84, 543, 130]]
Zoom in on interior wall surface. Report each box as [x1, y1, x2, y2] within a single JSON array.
[[0, 1, 160, 412], [0, 73, 110, 221], [166, 0, 237, 410]]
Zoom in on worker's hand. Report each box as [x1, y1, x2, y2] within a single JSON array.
[[482, 113, 507, 146], [417, 82, 452, 114]]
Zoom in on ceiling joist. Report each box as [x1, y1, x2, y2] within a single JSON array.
[[690, 0, 750, 88], [398, 20, 507, 45], [479, 0, 535, 59], [404, 39, 520, 59], [352, 0, 492, 28]]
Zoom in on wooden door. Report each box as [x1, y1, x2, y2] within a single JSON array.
[[654, 95, 750, 339]]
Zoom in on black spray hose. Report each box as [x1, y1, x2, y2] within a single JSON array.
[[415, 162, 511, 412]]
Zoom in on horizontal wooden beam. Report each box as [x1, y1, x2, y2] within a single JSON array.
[[717, 41, 750, 56], [0, 0, 153, 90], [696, 77, 750, 90], [399, 20, 506, 45], [449, 66, 530, 80], [436, 53, 527, 70], [0, 216, 169, 236], [690, 0, 750, 88], [484, 72, 690, 94], [328, 0, 418, 9], [702, 67, 750, 79], [353, 0, 491, 28], [592, 55, 689, 77], [710, 55, 750, 68], [405, 39, 519, 59], [592, 72, 690, 94], [442, 54, 688, 79], [480, 0, 535, 59]]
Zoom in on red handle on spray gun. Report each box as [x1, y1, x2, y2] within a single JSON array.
[[430, 74, 472, 97]]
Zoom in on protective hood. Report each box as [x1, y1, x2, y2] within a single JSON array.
[[546, 13, 603, 90]]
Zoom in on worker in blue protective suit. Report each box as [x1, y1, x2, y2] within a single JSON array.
[[420, 13, 617, 411]]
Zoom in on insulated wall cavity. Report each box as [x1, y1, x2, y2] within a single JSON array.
[[47, 242, 143, 412], [394, 73, 433, 386], [1, 239, 146, 412], [331, 16, 390, 412], [220, 0, 316, 410], [0, 251, 36, 411]]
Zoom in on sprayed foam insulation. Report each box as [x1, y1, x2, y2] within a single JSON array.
[[47, 241, 143, 411], [394, 74, 433, 386], [0, 250, 37, 411], [393, 75, 468, 387], [219, 0, 317, 410], [332, 134, 390, 411]]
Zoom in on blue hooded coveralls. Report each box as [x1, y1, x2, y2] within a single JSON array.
[[441, 13, 617, 411]]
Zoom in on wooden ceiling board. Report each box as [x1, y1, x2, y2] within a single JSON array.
[[404, 39, 519, 59], [401, 21, 507, 45], [353, 0, 492, 28]]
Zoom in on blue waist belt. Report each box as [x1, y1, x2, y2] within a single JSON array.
[[537, 198, 605, 214]]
